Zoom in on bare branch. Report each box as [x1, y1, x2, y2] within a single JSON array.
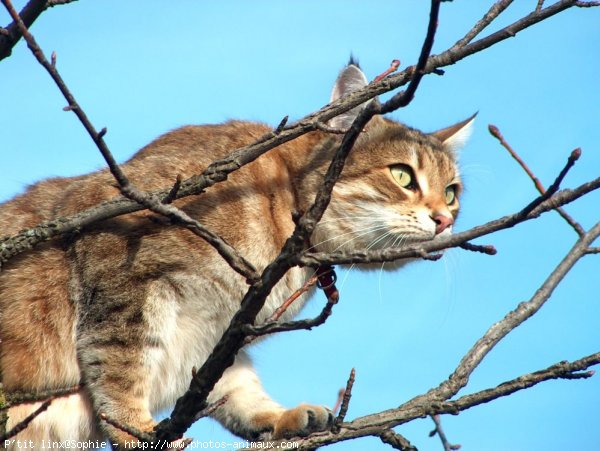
[[267, 274, 319, 322], [423, 222, 600, 405], [154, 44, 388, 442], [429, 415, 460, 451], [489, 124, 585, 235], [2, 385, 80, 410], [192, 396, 228, 422], [314, 122, 349, 134], [0, 399, 52, 442], [372, 59, 401, 84], [100, 413, 154, 443], [332, 368, 355, 433], [453, 0, 514, 48], [243, 281, 338, 339], [0, 0, 58, 62], [287, 351, 600, 448], [45, 0, 78, 7], [516, 148, 580, 219], [458, 242, 497, 255], [379, 0, 441, 114], [379, 430, 417, 451]]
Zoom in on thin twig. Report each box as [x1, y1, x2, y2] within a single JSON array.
[[453, 0, 514, 48], [2, 385, 81, 410], [372, 59, 401, 83], [429, 415, 461, 451], [243, 289, 339, 338], [45, 0, 79, 7], [0, 0, 67, 62], [0, 399, 52, 441], [243, 275, 320, 345], [380, 0, 441, 113], [459, 242, 497, 255], [289, 350, 600, 448], [2, 0, 129, 187], [314, 122, 348, 134], [430, 221, 600, 404], [193, 396, 228, 422], [519, 150, 579, 211], [162, 174, 182, 204], [379, 429, 418, 451], [488, 124, 585, 236], [332, 368, 355, 433], [99, 413, 154, 443], [268, 275, 319, 323]]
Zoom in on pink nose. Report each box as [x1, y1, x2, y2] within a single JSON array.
[[432, 214, 454, 234]]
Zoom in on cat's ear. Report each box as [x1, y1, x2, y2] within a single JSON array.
[[328, 59, 370, 129], [432, 113, 477, 153]]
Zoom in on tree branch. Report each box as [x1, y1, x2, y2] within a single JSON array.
[[379, 430, 418, 451], [452, 0, 514, 49], [1, 386, 80, 410], [0, 399, 52, 442], [332, 368, 355, 433], [489, 124, 585, 236], [0, 0, 78, 61], [379, 0, 441, 114], [429, 415, 460, 451], [280, 351, 600, 449]]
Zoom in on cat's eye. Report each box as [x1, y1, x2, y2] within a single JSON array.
[[390, 165, 417, 190], [445, 185, 457, 205]]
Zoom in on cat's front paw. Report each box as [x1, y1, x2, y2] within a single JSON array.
[[272, 404, 333, 439]]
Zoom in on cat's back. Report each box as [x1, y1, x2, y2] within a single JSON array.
[[0, 120, 279, 391]]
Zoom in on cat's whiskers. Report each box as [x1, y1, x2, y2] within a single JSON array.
[[338, 227, 394, 292], [376, 232, 404, 304], [334, 222, 404, 290], [315, 222, 392, 291], [309, 222, 389, 252], [315, 215, 386, 226]]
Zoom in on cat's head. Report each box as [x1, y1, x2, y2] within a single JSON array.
[[310, 62, 474, 255]]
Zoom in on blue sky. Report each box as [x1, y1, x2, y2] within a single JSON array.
[[1, 1, 599, 450]]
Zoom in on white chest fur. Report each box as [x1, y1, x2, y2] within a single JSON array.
[[142, 265, 312, 412]]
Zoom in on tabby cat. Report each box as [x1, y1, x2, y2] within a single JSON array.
[[0, 62, 473, 448]]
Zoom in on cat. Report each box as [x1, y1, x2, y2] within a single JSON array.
[[0, 62, 473, 448]]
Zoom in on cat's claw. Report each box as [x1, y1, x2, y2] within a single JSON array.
[[273, 404, 334, 439]]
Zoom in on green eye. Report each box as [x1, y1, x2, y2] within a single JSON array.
[[445, 185, 457, 205], [390, 165, 416, 189]]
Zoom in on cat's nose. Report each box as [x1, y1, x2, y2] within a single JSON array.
[[432, 214, 454, 234]]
